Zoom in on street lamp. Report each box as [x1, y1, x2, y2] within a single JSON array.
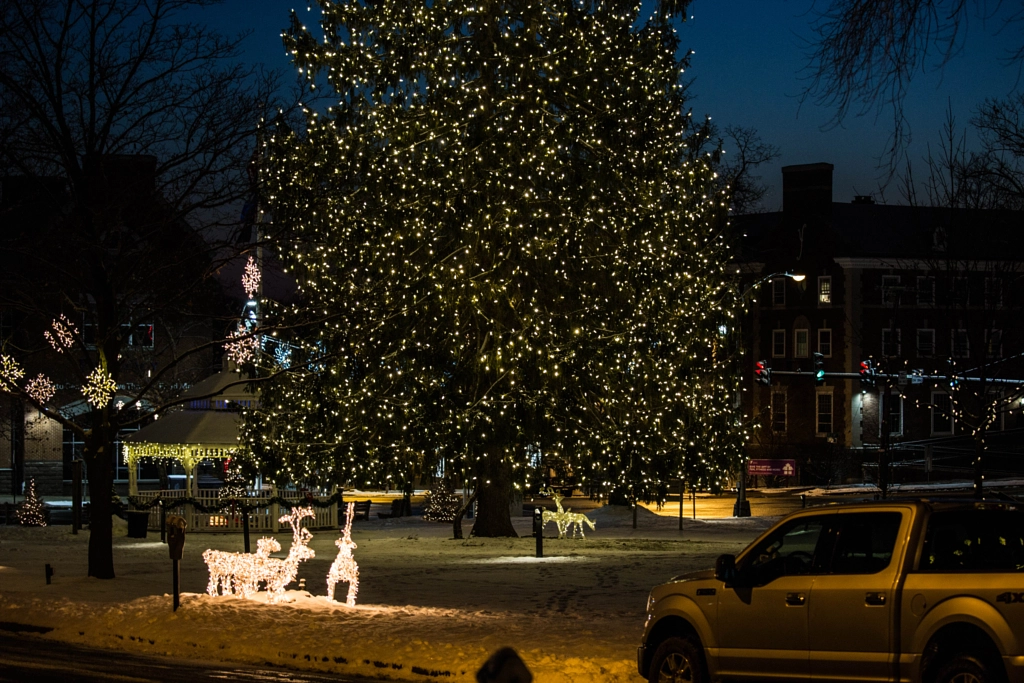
[[733, 270, 804, 518]]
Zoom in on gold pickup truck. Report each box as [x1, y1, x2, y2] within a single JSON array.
[[637, 500, 1024, 683]]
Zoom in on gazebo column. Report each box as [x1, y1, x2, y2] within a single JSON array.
[[128, 456, 138, 496]]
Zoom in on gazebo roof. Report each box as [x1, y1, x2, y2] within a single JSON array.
[[125, 409, 241, 446]]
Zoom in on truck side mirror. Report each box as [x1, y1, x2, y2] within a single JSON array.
[[715, 553, 737, 585]]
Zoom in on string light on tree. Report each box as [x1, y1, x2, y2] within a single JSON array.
[[17, 478, 46, 526], [82, 366, 117, 408], [240, 0, 747, 525]]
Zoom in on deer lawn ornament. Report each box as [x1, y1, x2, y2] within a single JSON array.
[[326, 502, 360, 606], [202, 506, 316, 603], [539, 488, 595, 539]]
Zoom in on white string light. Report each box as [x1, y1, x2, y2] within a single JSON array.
[[25, 374, 56, 404], [326, 502, 359, 606], [202, 507, 316, 603]]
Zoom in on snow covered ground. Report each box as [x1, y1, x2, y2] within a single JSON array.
[[0, 505, 775, 682]]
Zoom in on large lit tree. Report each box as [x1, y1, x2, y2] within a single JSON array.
[[248, 0, 744, 534]]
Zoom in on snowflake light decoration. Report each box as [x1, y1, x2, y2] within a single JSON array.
[[242, 256, 261, 300], [25, 374, 56, 404], [83, 366, 117, 407], [273, 343, 293, 370], [225, 321, 260, 365], [44, 314, 78, 353], [0, 354, 25, 390]]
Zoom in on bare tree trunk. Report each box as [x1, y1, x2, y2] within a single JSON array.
[[452, 490, 477, 540], [85, 427, 115, 579], [471, 452, 517, 538]]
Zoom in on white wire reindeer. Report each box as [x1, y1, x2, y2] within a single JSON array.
[[326, 502, 360, 606], [539, 487, 595, 539]]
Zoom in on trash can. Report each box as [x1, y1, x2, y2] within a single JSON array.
[[126, 510, 149, 538]]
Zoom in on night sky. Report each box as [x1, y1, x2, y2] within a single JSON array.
[[191, 0, 1023, 210]]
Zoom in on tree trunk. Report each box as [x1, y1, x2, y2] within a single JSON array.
[[85, 428, 116, 579], [452, 490, 478, 540], [470, 452, 517, 537]]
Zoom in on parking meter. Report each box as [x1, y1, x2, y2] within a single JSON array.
[[533, 508, 543, 558], [167, 515, 186, 560], [166, 515, 186, 611]]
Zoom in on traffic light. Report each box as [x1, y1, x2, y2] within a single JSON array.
[[859, 359, 876, 389], [755, 360, 771, 387], [813, 352, 825, 385]]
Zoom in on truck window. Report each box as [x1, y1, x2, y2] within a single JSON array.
[[741, 515, 829, 585], [921, 509, 1024, 572], [826, 512, 902, 574]]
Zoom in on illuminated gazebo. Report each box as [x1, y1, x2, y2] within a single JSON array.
[[123, 369, 255, 496]]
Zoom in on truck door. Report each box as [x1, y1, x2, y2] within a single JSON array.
[[808, 509, 908, 682], [716, 514, 832, 681]]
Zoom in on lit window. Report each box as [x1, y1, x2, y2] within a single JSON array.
[[818, 276, 832, 305]]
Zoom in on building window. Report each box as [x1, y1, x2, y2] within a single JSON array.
[[816, 391, 833, 436], [772, 278, 786, 307], [882, 328, 901, 357], [985, 277, 1002, 308], [932, 392, 954, 435], [917, 276, 935, 306], [882, 391, 903, 437], [818, 276, 832, 306], [818, 328, 832, 357], [126, 323, 154, 349], [772, 329, 786, 358], [771, 391, 787, 433], [882, 275, 901, 305], [986, 329, 1002, 358], [794, 329, 809, 357], [917, 329, 935, 357], [952, 277, 969, 307], [952, 329, 970, 358]]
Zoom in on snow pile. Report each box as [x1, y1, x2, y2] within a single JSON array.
[[0, 506, 771, 681]]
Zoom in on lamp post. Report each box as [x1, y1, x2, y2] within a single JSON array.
[[733, 271, 805, 518]]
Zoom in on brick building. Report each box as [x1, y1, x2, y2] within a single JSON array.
[[736, 163, 1024, 487]]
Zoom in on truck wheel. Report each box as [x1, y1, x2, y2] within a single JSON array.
[[647, 635, 705, 683], [933, 653, 998, 683]]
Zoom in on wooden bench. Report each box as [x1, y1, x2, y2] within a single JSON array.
[[351, 499, 372, 521], [378, 498, 409, 519]]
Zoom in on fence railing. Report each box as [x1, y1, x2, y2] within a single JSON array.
[[132, 489, 339, 532]]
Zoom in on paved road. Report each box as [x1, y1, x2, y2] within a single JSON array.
[[0, 630, 376, 683]]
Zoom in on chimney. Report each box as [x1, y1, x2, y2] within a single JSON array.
[[782, 162, 833, 222]]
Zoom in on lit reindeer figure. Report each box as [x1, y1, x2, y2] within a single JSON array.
[[263, 506, 316, 601], [326, 502, 359, 606], [202, 507, 316, 602], [539, 487, 594, 539], [203, 536, 281, 598]]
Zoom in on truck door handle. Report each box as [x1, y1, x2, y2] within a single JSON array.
[[786, 592, 806, 606], [865, 592, 887, 606]]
